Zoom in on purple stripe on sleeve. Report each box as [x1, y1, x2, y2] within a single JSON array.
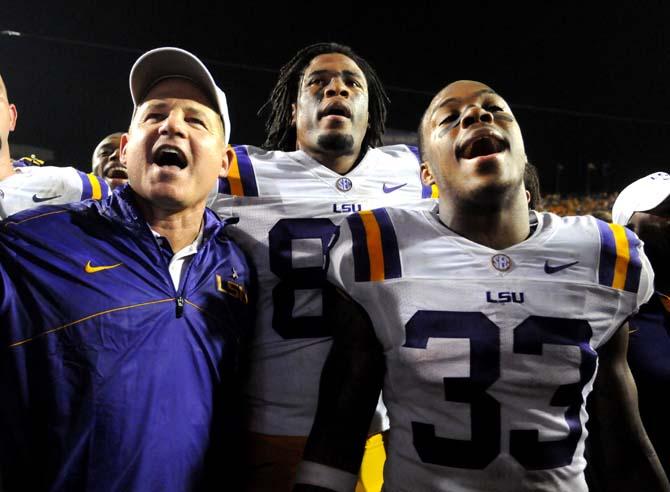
[[372, 208, 402, 280], [347, 213, 370, 282], [217, 176, 231, 195], [623, 226, 642, 293], [77, 171, 93, 200], [596, 219, 616, 288], [233, 146, 259, 197]]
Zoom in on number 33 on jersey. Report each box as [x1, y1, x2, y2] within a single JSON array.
[[327, 208, 653, 492]]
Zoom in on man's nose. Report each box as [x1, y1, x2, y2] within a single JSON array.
[[461, 105, 493, 129], [324, 77, 349, 98], [159, 110, 187, 137]]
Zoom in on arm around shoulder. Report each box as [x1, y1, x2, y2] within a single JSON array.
[[588, 322, 670, 491], [293, 286, 385, 492]]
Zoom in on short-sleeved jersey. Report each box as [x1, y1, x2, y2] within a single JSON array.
[[209, 144, 437, 436], [0, 164, 109, 219], [327, 208, 653, 492]]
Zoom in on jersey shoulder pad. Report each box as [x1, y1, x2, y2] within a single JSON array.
[[373, 144, 420, 162], [72, 169, 110, 200], [369, 145, 438, 199], [12, 165, 109, 201], [345, 208, 402, 282], [217, 144, 260, 197], [593, 217, 644, 293]]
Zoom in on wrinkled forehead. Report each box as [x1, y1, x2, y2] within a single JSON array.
[[302, 53, 366, 82], [429, 81, 501, 112], [131, 77, 223, 135], [422, 81, 506, 131]]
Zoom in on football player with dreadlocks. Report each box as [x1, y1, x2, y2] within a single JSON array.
[[208, 42, 436, 491]]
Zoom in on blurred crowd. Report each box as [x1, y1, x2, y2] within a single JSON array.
[[540, 191, 617, 221]]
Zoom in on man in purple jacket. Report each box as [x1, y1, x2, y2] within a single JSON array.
[[0, 47, 252, 492]]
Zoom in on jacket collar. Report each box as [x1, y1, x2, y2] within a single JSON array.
[[99, 184, 237, 243]]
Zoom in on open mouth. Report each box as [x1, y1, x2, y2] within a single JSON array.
[[104, 166, 128, 180], [153, 146, 187, 169], [457, 133, 508, 160], [319, 102, 352, 119]]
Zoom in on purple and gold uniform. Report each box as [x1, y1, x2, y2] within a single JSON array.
[[326, 209, 652, 492], [209, 144, 436, 491], [0, 161, 108, 218], [0, 188, 252, 491]]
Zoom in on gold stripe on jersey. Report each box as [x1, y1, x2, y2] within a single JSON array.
[[359, 210, 386, 281], [227, 151, 244, 196], [87, 173, 102, 200], [609, 223, 631, 291]]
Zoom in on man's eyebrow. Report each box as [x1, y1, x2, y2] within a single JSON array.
[[139, 101, 169, 112], [305, 69, 364, 79], [430, 89, 498, 117], [185, 106, 221, 126], [184, 105, 210, 115], [342, 70, 364, 79], [138, 102, 214, 119]]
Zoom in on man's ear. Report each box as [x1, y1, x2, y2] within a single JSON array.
[[421, 162, 436, 186], [8, 104, 17, 132], [219, 145, 236, 178], [526, 190, 531, 204], [119, 133, 130, 165], [290, 103, 297, 126]]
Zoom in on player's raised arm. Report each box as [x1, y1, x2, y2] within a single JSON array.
[[587, 321, 670, 491], [294, 287, 385, 492]]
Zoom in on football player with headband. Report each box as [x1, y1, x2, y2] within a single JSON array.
[[208, 42, 436, 491], [294, 80, 669, 492], [0, 74, 109, 219]]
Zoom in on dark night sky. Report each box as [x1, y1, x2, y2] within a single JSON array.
[[2, 2, 669, 193]]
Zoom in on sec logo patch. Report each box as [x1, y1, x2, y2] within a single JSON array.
[[336, 177, 353, 192], [491, 254, 512, 272]]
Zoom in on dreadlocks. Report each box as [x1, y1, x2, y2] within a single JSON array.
[[260, 42, 389, 152]]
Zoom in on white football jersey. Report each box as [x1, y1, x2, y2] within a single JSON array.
[[0, 164, 109, 219], [327, 208, 653, 492], [209, 144, 437, 436]]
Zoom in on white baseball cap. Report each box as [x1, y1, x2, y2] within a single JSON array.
[[612, 171, 670, 225], [129, 47, 231, 146]]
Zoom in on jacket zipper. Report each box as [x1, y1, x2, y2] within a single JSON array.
[[175, 296, 185, 318]]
